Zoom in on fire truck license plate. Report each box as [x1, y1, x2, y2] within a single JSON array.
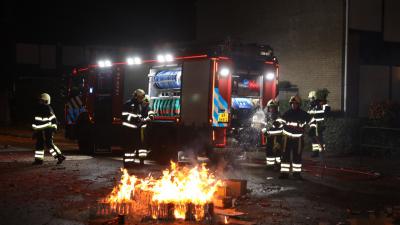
[[218, 112, 229, 123]]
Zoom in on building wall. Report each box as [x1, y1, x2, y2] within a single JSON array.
[[358, 65, 389, 117], [349, 0, 382, 32], [384, 0, 400, 42], [392, 67, 400, 102], [196, 0, 344, 110]]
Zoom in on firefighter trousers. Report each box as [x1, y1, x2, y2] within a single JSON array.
[[311, 125, 325, 152], [123, 125, 148, 164], [34, 129, 63, 161], [280, 136, 303, 174], [265, 135, 282, 166]]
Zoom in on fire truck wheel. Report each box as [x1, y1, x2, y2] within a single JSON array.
[[77, 135, 94, 155]]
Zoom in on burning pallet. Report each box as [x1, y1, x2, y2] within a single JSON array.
[[97, 162, 222, 222], [96, 194, 214, 222]]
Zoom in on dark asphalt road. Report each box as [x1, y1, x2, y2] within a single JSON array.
[[0, 148, 399, 225]]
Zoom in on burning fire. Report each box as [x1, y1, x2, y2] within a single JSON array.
[[105, 162, 222, 221]]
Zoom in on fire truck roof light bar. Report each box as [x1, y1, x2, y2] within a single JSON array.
[[127, 57, 142, 65], [78, 55, 210, 72], [157, 53, 174, 63], [98, 60, 112, 68]]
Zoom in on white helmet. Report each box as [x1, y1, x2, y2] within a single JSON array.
[[40, 93, 51, 105], [308, 91, 317, 100]]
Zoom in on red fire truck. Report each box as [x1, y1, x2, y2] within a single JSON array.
[[65, 42, 278, 162]]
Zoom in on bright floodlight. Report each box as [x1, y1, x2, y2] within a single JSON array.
[[157, 55, 165, 63], [134, 57, 142, 64], [165, 54, 174, 62], [220, 68, 230, 77], [127, 57, 134, 65], [104, 60, 112, 67], [127, 57, 142, 65], [266, 72, 275, 80], [98, 60, 105, 68]]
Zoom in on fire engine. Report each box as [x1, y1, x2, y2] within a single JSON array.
[[65, 42, 278, 162]]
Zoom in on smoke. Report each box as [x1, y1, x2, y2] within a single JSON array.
[[251, 109, 266, 129]]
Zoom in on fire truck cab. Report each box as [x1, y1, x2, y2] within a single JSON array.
[[66, 42, 278, 162]]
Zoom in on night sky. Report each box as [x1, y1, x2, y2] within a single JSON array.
[[12, 1, 197, 45]]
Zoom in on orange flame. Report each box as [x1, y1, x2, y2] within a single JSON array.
[[224, 216, 229, 224], [107, 168, 137, 203], [105, 162, 222, 221]]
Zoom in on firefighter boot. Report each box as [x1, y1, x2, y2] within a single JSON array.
[[311, 151, 319, 158], [138, 149, 148, 166], [32, 159, 43, 165], [57, 155, 66, 164], [279, 173, 289, 179], [273, 163, 281, 172]]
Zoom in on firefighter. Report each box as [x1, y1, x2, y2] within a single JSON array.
[[307, 90, 330, 157], [279, 95, 315, 179], [122, 90, 154, 165], [261, 99, 282, 170], [31, 93, 66, 165]]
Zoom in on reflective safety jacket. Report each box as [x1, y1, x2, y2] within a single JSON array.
[[279, 108, 313, 138], [32, 103, 58, 131], [123, 98, 149, 118], [122, 99, 154, 129], [307, 100, 330, 124]]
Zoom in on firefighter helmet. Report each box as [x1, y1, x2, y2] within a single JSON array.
[[267, 99, 278, 108], [40, 93, 51, 105], [133, 89, 145, 102], [289, 95, 301, 105], [308, 91, 317, 99]]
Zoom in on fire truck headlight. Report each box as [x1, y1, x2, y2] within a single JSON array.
[[220, 68, 230, 77], [98, 60, 105, 68], [165, 54, 174, 62], [157, 55, 165, 63], [266, 72, 275, 80]]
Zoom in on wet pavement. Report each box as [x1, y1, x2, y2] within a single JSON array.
[[0, 131, 400, 225], [0, 147, 399, 225]]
